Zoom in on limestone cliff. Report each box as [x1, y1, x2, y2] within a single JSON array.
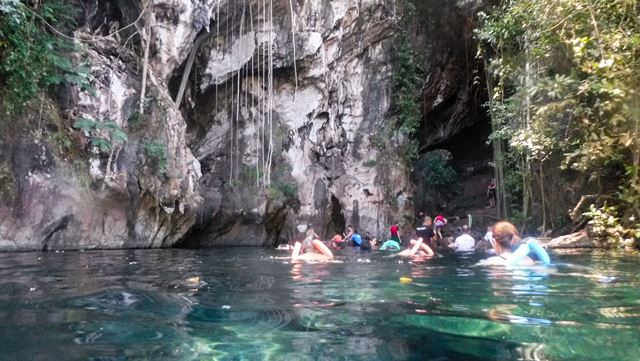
[[178, 0, 408, 246], [0, 0, 486, 250]]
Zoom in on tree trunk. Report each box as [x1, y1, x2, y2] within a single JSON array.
[[539, 162, 547, 234], [484, 58, 507, 220]]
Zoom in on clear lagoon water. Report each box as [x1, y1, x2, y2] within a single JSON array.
[[1, 248, 639, 360]]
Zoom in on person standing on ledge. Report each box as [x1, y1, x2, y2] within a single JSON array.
[[434, 214, 448, 244], [487, 178, 497, 208]]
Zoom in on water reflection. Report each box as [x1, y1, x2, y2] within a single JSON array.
[[0, 249, 639, 360]]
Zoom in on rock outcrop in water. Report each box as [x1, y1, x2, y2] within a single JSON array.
[[0, 0, 486, 250]]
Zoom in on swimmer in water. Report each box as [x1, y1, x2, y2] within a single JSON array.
[[329, 234, 346, 249], [479, 221, 535, 266], [379, 238, 401, 251], [291, 227, 334, 261], [344, 225, 363, 247], [397, 237, 435, 258]]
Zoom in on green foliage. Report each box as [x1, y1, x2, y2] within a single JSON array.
[[127, 112, 147, 133], [371, 0, 424, 211], [50, 131, 73, 151], [478, 0, 640, 232], [0, 0, 91, 115], [73, 118, 128, 153], [266, 161, 298, 200], [143, 140, 167, 174], [390, 0, 424, 163], [269, 180, 298, 200], [584, 204, 625, 247], [73, 118, 97, 132], [415, 153, 461, 197]]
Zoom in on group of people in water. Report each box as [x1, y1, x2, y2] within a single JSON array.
[[288, 216, 551, 267]]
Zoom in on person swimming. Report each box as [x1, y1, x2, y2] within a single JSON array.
[[329, 234, 346, 249], [479, 221, 535, 266], [449, 225, 475, 252], [301, 228, 320, 252], [397, 237, 435, 258], [360, 235, 373, 251], [415, 216, 436, 248], [344, 225, 363, 247], [379, 239, 402, 251], [291, 227, 333, 261]]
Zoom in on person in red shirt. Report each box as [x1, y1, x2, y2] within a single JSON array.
[[434, 215, 448, 243], [390, 223, 401, 243]]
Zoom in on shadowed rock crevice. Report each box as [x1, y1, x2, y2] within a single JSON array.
[[413, 0, 489, 148], [327, 194, 346, 237], [41, 215, 72, 252]]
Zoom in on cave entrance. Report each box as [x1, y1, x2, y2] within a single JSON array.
[[414, 118, 494, 215], [326, 195, 346, 236]]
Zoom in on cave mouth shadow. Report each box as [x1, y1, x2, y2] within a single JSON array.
[[414, 116, 493, 214], [326, 194, 346, 237]]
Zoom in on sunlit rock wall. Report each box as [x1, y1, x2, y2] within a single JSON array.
[[0, 0, 486, 250], [0, 0, 204, 251], [178, 0, 410, 246]]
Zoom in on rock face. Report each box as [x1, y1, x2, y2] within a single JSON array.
[[0, 1, 202, 251], [414, 0, 487, 148], [178, 0, 412, 246], [176, 0, 488, 246], [0, 0, 487, 250]]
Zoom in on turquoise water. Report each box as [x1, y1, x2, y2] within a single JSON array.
[[0, 248, 639, 360]]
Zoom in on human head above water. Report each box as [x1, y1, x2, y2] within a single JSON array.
[[491, 221, 521, 249]]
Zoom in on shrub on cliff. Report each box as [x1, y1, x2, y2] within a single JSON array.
[[0, 0, 90, 116]]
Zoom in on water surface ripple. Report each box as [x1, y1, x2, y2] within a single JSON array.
[[0, 248, 639, 360]]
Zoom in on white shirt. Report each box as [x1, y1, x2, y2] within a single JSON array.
[[452, 234, 475, 251], [483, 231, 493, 242]]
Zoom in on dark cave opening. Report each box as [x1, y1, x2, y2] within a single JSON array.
[[426, 115, 493, 167], [326, 195, 346, 236], [414, 114, 494, 217]]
